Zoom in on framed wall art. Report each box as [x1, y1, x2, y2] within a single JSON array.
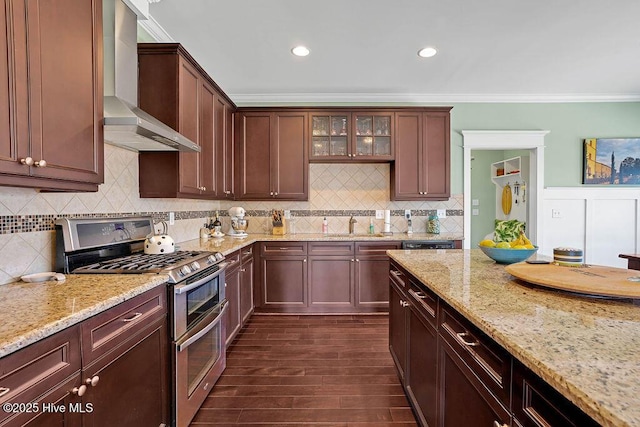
[[583, 138, 640, 185]]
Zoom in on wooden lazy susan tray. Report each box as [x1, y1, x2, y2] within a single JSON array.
[[505, 262, 640, 298]]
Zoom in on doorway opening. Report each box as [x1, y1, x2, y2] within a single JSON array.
[[462, 131, 549, 249]]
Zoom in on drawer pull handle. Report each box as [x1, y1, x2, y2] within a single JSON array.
[[493, 422, 508, 427], [0, 387, 10, 398], [122, 312, 143, 323], [413, 291, 426, 299], [71, 385, 87, 396], [279, 247, 289, 250], [456, 332, 480, 347], [240, 268, 246, 272], [85, 375, 100, 387]]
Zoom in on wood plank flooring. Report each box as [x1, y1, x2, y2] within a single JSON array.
[[190, 314, 418, 426]]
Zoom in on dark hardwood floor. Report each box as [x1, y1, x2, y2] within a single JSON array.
[[190, 314, 418, 426]]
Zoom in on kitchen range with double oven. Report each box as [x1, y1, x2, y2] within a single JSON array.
[[55, 216, 228, 427]]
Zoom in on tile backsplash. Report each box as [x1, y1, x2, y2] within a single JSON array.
[[0, 145, 462, 285]]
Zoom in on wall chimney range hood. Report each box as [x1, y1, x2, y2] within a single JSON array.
[[103, 0, 200, 152]]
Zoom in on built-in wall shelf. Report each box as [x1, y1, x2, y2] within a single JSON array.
[[491, 156, 522, 186]]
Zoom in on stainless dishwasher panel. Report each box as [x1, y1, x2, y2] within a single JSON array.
[[401, 240, 456, 249]]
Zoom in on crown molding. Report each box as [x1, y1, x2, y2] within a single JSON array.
[[137, 14, 174, 42], [228, 92, 640, 106]]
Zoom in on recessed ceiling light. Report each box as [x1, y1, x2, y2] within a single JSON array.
[[417, 47, 437, 58], [291, 46, 310, 57]]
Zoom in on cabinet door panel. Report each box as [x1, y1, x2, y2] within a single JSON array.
[[308, 256, 353, 307], [389, 282, 407, 382], [200, 81, 216, 196], [25, 0, 102, 183], [261, 257, 307, 307], [407, 307, 438, 427], [237, 112, 272, 199], [392, 112, 422, 199], [356, 257, 390, 309], [240, 257, 254, 323], [225, 266, 241, 347], [273, 112, 308, 200], [423, 112, 450, 199], [82, 318, 168, 427], [178, 59, 200, 194]]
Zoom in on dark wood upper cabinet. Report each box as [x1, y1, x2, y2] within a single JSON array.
[[392, 107, 451, 201], [309, 111, 394, 162], [0, 0, 103, 191], [137, 43, 236, 199], [235, 110, 308, 201]]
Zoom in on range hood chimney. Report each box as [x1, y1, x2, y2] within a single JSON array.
[[103, 0, 200, 152]]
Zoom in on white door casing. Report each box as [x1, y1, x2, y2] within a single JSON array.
[[462, 130, 549, 249]]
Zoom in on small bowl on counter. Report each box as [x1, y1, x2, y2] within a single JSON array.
[[478, 245, 538, 264]]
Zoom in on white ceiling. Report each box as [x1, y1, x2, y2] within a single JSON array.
[[145, 0, 640, 105]]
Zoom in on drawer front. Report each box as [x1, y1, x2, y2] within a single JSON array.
[[308, 241, 354, 256], [226, 249, 241, 272], [81, 286, 167, 365], [0, 326, 81, 422], [389, 261, 407, 289], [241, 244, 255, 262], [260, 241, 307, 256], [440, 305, 511, 407], [513, 361, 600, 427], [355, 241, 401, 255], [407, 279, 438, 326]]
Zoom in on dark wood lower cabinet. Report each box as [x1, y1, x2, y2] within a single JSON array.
[[389, 261, 600, 427], [406, 305, 438, 427], [308, 256, 354, 309], [260, 256, 308, 310], [439, 338, 510, 427], [224, 251, 241, 347], [81, 317, 168, 427]]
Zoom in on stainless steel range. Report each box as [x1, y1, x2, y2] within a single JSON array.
[[56, 217, 228, 427]]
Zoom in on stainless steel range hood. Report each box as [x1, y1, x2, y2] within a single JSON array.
[[103, 0, 200, 152]]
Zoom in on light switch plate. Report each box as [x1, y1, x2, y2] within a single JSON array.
[[169, 212, 175, 225], [375, 210, 385, 219], [437, 209, 447, 219], [284, 210, 291, 219]]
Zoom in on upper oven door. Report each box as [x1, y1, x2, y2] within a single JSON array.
[[173, 262, 227, 339]]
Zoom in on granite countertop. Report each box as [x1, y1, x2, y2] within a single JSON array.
[[0, 273, 169, 359], [178, 232, 462, 255], [388, 249, 640, 427]]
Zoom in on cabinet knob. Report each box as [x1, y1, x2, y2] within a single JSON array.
[[400, 300, 408, 307], [85, 375, 100, 387], [34, 159, 46, 168], [225, 190, 231, 195], [20, 157, 34, 166], [274, 192, 278, 196], [270, 191, 274, 196], [71, 385, 87, 397], [303, 259, 307, 263], [240, 268, 246, 272]]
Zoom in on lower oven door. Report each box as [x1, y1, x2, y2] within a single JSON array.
[[174, 299, 228, 427]]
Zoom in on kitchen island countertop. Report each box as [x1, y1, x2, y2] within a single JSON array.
[[0, 273, 169, 359], [388, 248, 640, 427]]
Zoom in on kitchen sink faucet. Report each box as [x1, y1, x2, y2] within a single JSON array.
[[349, 216, 357, 234]]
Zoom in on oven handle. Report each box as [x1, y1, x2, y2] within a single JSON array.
[[176, 300, 228, 352], [174, 262, 228, 295]]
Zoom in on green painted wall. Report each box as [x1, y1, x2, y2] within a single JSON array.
[[470, 150, 504, 246], [449, 102, 640, 194]]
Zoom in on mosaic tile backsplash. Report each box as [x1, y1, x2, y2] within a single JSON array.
[[0, 145, 462, 284]]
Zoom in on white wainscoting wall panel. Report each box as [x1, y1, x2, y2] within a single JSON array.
[[541, 187, 639, 268]]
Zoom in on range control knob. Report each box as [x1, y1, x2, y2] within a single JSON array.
[[180, 265, 191, 276], [190, 261, 200, 271], [207, 255, 216, 264], [215, 252, 224, 261]]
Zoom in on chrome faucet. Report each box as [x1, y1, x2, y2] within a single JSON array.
[[349, 216, 357, 234]]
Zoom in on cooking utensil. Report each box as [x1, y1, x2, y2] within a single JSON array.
[[144, 221, 175, 254]]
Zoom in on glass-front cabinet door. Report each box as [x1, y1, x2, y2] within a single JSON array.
[[309, 111, 394, 161], [310, 114, 350, 159], [354, 113, 393, 159]]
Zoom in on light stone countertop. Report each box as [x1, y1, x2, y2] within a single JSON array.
[[0, 273, 169, 359], [177, 232, 462, 255], [0, 233, 459, 360], [388, 248, 640, 427]]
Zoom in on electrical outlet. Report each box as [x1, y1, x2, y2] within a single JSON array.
[[404, 209, 412, 220], [284, 210, 291, 219], [472, 209, 479, 216], [437, 209, 447, 219], [169, 212, 175, 225], [375, 210, 384, 219], [551, 209, 562, 218], [472, 199, 480, 206]]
